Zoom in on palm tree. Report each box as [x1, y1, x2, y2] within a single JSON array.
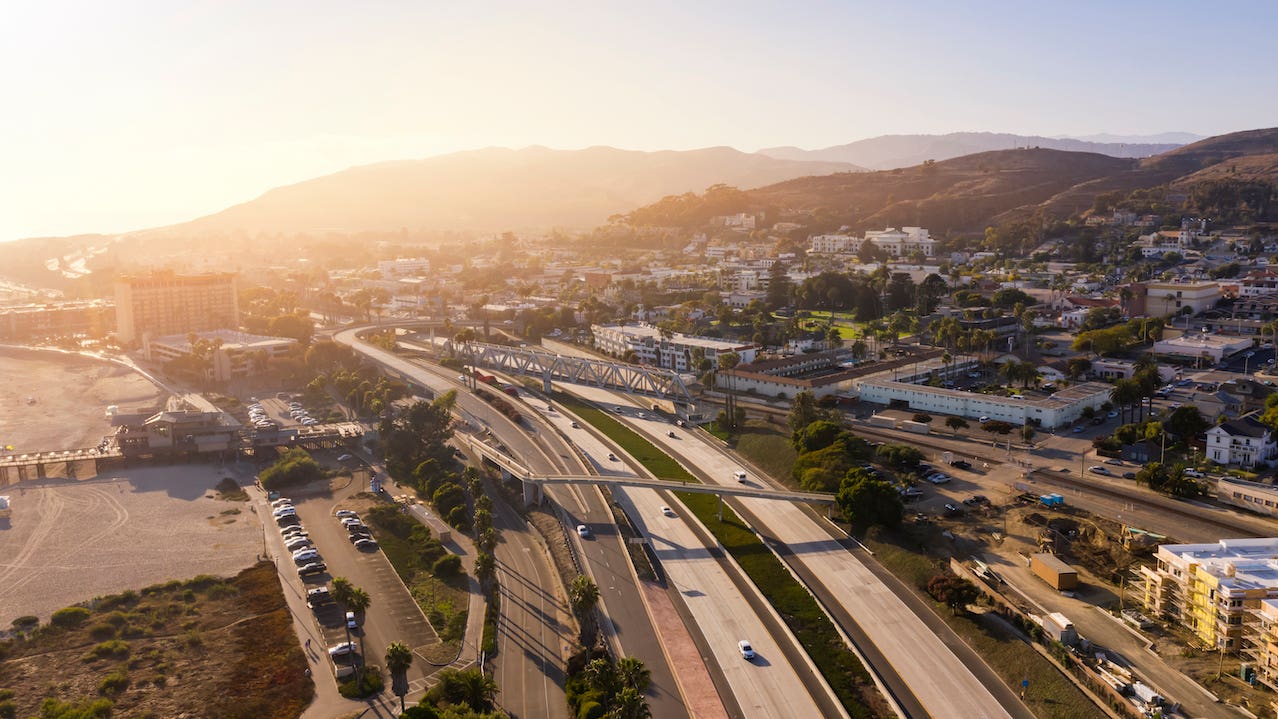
[[616, 656, 651, 693], [606, 687, 652, 719], [330, 577, 353, 606], [345, 587, 372, 615], [385, 641, 414, 713], [569, 575, 601, 644], [1110, 379, 1141, 425], [474, 551, 496, 588]]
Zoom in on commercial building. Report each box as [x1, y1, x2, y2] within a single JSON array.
[[854, 361, 1111, 429], [718, 350, 865, 400], [377, 257, 431, 277], [1138, 538, 1278, 652], [112, 409, 240, 459], [114, 271, 239, 346], [1141, 280, 1222, 318], [1206, 415, 1277, 469], [0, 300, 115, 341], [1153, 333, 1251, 363], [809, 226, 936, 257], [1217, 477, 1278, 518], [144, 329, 298, 383], [591, 323, 757, 372]]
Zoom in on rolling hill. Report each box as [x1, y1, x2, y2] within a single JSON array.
[[758, 132, 1184, 170], [163, 145, 863, 235], [622, 128, 1278, 238]]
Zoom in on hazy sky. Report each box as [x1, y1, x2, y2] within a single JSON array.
[[2, 0, 1275, 242]]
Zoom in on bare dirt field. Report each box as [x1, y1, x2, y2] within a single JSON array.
[[0, 348, 164, 452], [0, 464, 264, 628]]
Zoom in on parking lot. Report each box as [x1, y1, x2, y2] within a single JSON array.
[[0, 465, 261, 627], [266, 490, 438, 682]]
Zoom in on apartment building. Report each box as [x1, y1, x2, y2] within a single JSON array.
[[591, 323, 756, 372], [1141, 280, 1222, 317], [0, 300, 115, 341], [114, 271, 239, 345], [144, 329, 297, 383], [809, 227, 935, 257], [1138, 538, 1278, 652], [1218, 477, 1278, 518]]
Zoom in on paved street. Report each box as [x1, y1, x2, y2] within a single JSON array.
[[561, 383, 1021, 719]]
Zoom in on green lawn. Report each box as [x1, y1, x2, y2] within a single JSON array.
[[557, 393, 880, 718], [733, 425, 798, 482]]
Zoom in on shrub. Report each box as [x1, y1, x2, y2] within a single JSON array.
[[338, 667, 384, 698], [10, 616, 38, 631], [88, 623, 118, 641], [83, 640, 131, 662], [51, 606, 92, 628], [0, 699, 13, 719], [99, 670, 130, 696], [259, 448, 324, 490], [432, 554, 462, 578], [577, 700, 604, 719]]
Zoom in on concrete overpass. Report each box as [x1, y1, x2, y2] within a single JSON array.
[[460, 433, 836, 511]]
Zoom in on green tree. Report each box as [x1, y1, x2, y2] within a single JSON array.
[[836, 468, 903, 531], [424, 668, 499, 713], [615, 656, 651, 693], [605, 687, 652, 719], [944, 416, 969, 432], [1165, 405, 1209, 438], [927, 573, 980, 613], [385, 641, 414, 713], [346, 587, 371, 615], [569, 575, 601, 645]]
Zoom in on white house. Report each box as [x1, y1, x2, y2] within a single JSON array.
[[1206, 415, 1278, 469]]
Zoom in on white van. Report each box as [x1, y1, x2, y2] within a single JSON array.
[[733, 471, 748, 484]]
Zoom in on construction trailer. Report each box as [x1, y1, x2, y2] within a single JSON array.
[[1030, 552, 1079, 590]]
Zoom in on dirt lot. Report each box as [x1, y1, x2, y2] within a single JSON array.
[[0, 348, 163, 452], [0, 465, 263, 628], [0, 562, 311, 719]]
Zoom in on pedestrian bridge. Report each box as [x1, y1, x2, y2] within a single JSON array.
[[460, 433, 834, 506]]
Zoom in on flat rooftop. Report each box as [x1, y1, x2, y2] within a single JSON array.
[[149, 329, 296, 351], [596, 324, 753, 351]]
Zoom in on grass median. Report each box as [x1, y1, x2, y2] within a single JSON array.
[[555, 392, 882, 718]]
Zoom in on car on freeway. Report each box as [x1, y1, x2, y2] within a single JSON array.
[[297, 562, 327, 578], [667, 430, 677, 438], [607, 453, 618, 461], [1122, 472, 1137, 479], [660, 506, 675, 517], [613, 406, 623, 413], [734, 471, 748, 484], [293, 549, 320, 563], [335, 509, 358, 518], [328, 641, 358, 658], [576, 524, 591, 538], [1104, 458, 1124, 466], [570, 421, 580, 428], [346, 611, 359, 631], [978, 416, 990, 423], [738, 640, 755, 660], [353, 538, 379, 551], [1088, 465, 1111, 476], [1072, 426, 1084, 433]]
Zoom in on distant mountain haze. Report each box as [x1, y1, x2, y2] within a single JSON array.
[[167, 145, 863, 235], [757, 132, 1188, 170]]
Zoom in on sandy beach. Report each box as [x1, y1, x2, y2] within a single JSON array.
[[0, 348, 165, 453]]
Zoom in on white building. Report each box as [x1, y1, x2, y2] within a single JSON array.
[[378, 257, 431, 278], [810, 227, 935, 258], [1218, 477, 1278, 517], [145, 329, 298, 383], [591, 323, 757, 372], [854, 365, 1111, 429], [1153, 333, 1251, 363], [1206, 415, 1277, 469]]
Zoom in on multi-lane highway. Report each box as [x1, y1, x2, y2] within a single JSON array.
[[333, 329, 688, 719], [557, 381, 1024, 719], [532, 397, 844, 718]]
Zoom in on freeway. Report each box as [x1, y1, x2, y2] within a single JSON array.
[[334, 328, 688, 719], [534, 397, 843, 718], [560, 383, 1024, 719]]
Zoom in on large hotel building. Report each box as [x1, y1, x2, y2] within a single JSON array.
[[114, 271, 240, 345]]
